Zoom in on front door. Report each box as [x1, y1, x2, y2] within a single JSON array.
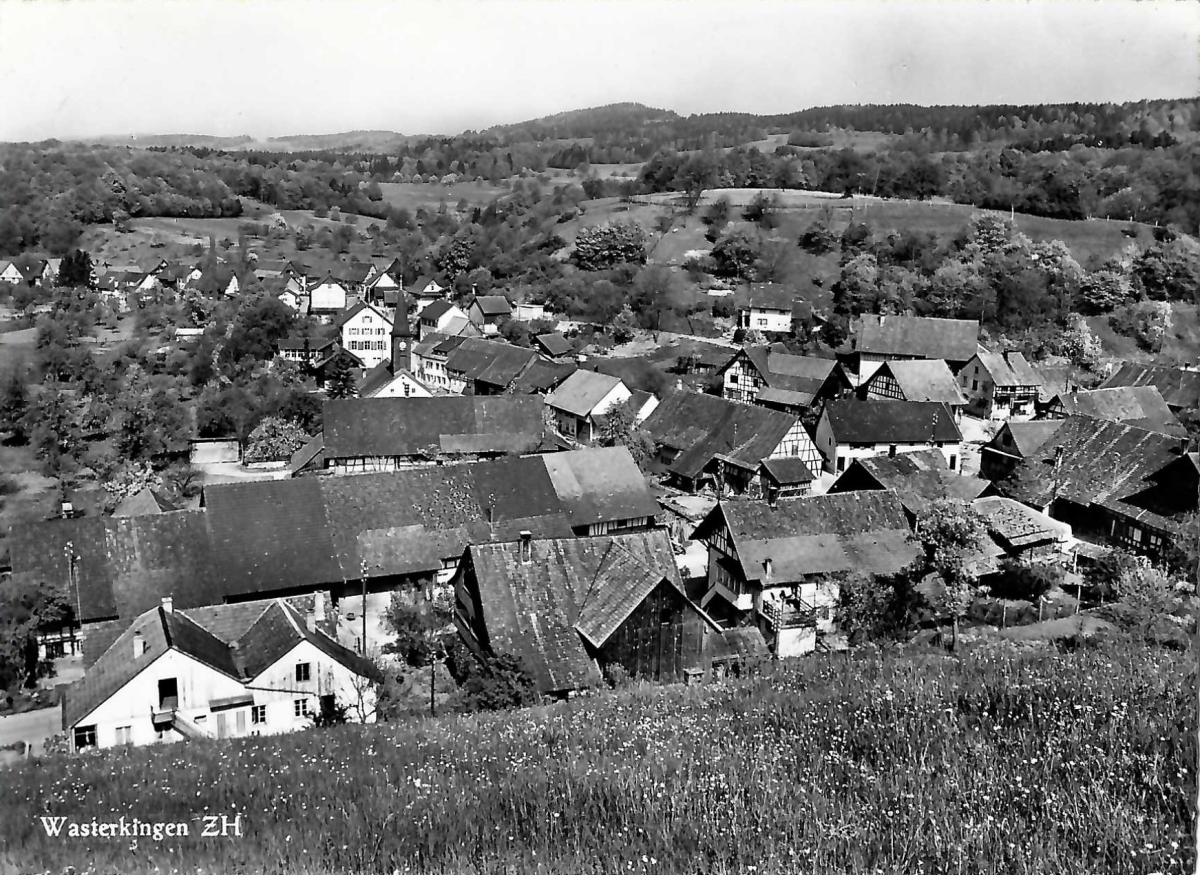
[[216, 713, 228, 738]]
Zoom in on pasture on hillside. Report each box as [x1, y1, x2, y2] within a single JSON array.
[[1, 644, 1192, 875], [377, 181, 508, 214]]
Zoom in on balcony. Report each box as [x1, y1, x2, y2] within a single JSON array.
[[760, 598, 818, 631]]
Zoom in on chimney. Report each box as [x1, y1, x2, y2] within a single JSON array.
[[133, 631, 146, 658], [762, 557, 773, 582], [313, 591, 326, 624], [519, 530, 533, 564], [161, 596, 173, 614]]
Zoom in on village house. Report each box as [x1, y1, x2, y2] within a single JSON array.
[[972, 496, 1070, 566], [959, 347, 1042, 419], [364, 268, 403, 306], [642, 391, 822, 495], [277, 288, 309, 315], [453, 529, 731, 698], [691, 493, 922, 656], [64, 596, 378, 751], [861, 359, 967, 418], [826, 449, 994, 525], [513, 301, 548, 322], [998, 415, 1198, 560], [336, 262, 374, 298], [717, 345, 852, 410], [276, 335, 335, 367], [408, 274, 448, 313], [321, 395, 546, 473], [756, 458, 815, 502], [417, 300, 473, 340], [410, 333, 465, 391], [737, 284, 799, 334], [468, 295, 513, 335], [546, 370, 633, 444], [1044, 386, 1187, 437], [508, 359, 580, 397], [815, 399, 963, 474], [334, 301, 394, 371], [357, 360, 435, 399], [308, 275, 350, 319], [851, 315, 980, 384], [534, 332, 575, 361], [310, 346, 365, 391], [444, 338, 542, 395], [978, 420, 1068, 480], [1099, 363, 1200, 414], [8, 449, 660, 660], [0, 260, 26, 285]]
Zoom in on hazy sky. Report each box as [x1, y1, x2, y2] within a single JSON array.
[[1, 0, 1196, 141]]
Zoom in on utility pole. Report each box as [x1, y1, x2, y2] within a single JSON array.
[[359, 558, 368, 655]]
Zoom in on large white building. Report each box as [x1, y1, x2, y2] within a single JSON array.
[[334, 301, 394, 370], [65, 597, 379, 752]]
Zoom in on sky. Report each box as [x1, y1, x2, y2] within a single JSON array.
[[1, 0, 1197, 141]]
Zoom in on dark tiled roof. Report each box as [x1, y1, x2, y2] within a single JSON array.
[[759, 457, 815, 486], [1000, 415, 1198, 534], [510, 360, 578, 395], [642, 391, 800, 478], [541, 447, 660, 528], [992, 420, 1066, 457], [695, 492, 920, 584], [7, 511, 220, 624], [1099, 363, 1200, 410], [465, 529, 685, 694], [1053, 387, 1186, 437], [288, 434, 326, 475], [535, 332, 574, 357], [445, 338, 541, 389], [420, 300, 455, 322], [357, 360, 394, 397], [869, 360, 966, 405], [829, 450, 992, 515], [112, 488, 178, 517], [856, 315, 979, 361], [323, 395, 545, 459], [972, 496, 1067, 549], [739, 283, 797, 311], [823, 399, 961, 444], [473, 295, 512, 317]]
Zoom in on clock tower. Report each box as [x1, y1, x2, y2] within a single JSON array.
[[390, 296, 415, 372]]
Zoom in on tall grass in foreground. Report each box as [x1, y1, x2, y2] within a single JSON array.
[[1, 644, 1194, 875]]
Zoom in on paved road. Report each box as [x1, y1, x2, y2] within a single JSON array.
[[0, 706, 62, 757]]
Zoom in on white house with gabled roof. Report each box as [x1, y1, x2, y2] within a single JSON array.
[[64, 596, 379, 752]]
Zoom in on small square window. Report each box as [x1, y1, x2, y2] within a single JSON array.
[[73, 725, 97, 749], [252, 705, 267, 724], [115, 725, 132, 745], [294, 698, 310, 717]]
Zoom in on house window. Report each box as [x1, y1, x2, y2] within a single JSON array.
[[294, 698, 310, 718], [74, 725, 97, 749], [251, 705, 267, 724], [296, 662, 312, 682], [158, 678, 178, 709], [836, 456, 846, 472], [972, 380, 978, 391], [949, 455, 958, 471], [114, 725, 132, 745]]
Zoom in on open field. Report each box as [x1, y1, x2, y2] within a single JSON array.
[[377, 181, 508, 213], [1, 644, 1192, 875], [1088, 303, 1200, 366], [0, 326, 35, 384]]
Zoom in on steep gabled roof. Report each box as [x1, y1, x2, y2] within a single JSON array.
[[547, 370, 625, 418], [694, 492, 920, 584], [1053, 387, 1186, 437], [869, 360, 966, 405], [332, 301, 392, 331], [420, 299, 456, 322], [465, 529, 690, 694], [112, 488, 179, 517], [509, 360, 578, 395], [759, 457, 815, 486], [1100, 363, 1200, 410], [535, 332, 574, 357], [472, 295, 512, 317], [739, 283, 797, 312], [541, 447, 660, 528], [856, 315, 979, 361], [823, 399, 961, 444], [993, 420, 1067, 457], [1000, 415, 1197, 534], [830, 450, 992, 515], [445, 338, 540, 389], [642, 391, 800, 478], [357, 360, 395, 397], [974, 348, 1041, 388]]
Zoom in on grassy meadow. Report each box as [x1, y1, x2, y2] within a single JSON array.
[[1, 644, 1194, 875]]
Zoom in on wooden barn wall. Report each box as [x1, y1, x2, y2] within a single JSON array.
[[598, 581, 709, 682]]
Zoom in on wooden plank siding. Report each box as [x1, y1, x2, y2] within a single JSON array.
[[594, 580, 711, 683]]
